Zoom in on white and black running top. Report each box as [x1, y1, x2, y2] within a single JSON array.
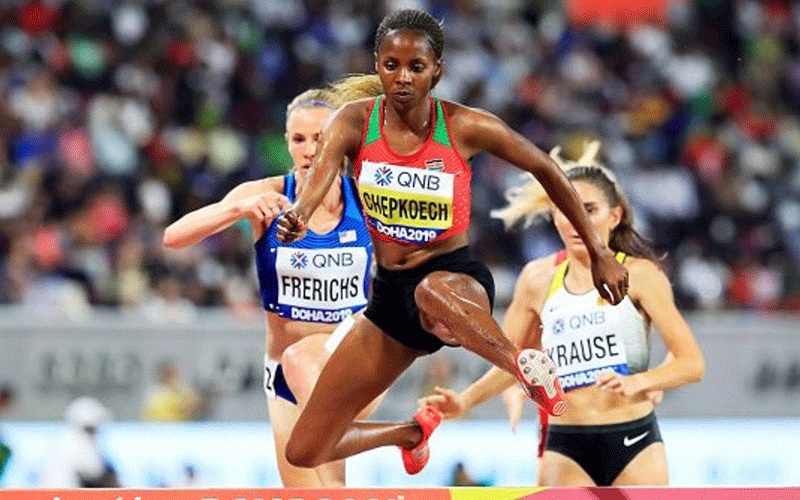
[[540, 252, 650, 391]]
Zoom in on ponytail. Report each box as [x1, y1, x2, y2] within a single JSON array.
[[287, 74, 383, 119], [330, 74, 384, 103], [492, 140, 660, 263], [490, 172, 550, 229], [490, 144, 600, 229], [604, 188, 660, 263]]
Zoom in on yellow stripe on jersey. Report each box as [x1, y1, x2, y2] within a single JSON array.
[[546, 252, 627, 302], [546, 259, 569, 300]]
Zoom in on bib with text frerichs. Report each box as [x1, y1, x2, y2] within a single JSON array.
[[275, 247, 368, 323]]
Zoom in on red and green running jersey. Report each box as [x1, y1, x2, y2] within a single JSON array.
[[352, 96, 471, 245]]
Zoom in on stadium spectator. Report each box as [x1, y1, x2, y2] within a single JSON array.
[[141, 359, 206, 421], [0, 0, 798, 312], [40, 396, 121, 487]]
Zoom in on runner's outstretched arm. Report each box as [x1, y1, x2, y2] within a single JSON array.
[[457, 107, 628, 305], [277, 105, 363, 243]]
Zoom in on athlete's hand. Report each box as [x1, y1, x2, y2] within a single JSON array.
[[235, 192, 291, 231], [595, 370, 645, 397], [502, 385, 527, 433], [645, 389, 664, 405], [418, 387, 467, 419], [276, 206, 308, 243], [591, 247, 629, 305]]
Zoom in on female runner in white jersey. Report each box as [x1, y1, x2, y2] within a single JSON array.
[[163, 80, 384, 487], [420, 142, 705, 486]]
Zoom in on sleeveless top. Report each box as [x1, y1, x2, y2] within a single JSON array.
[[540, 252, 650, 391], [352, 96, 471, 245], [254, 174, 373, 323]]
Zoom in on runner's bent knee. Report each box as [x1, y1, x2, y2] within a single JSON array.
[[285, 431, 328, 468], [414, 271, 454, 315]]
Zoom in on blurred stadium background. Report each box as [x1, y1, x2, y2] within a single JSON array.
[[0, 0, 799, 489]]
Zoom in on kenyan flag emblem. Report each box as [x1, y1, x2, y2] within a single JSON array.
[[425, 158, 444, 171]]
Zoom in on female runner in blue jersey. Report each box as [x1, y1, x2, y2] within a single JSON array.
[[419, 142, 705, 486], [276, 9, 629, 475], [163, 81, 384, 487]]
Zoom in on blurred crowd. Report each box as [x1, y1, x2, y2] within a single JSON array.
[[1, 0, 800, 316]]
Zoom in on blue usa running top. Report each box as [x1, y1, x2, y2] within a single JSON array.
[[255, 173, 372, 323]]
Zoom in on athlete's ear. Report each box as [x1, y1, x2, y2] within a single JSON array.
[[433, 58, 443, 81], [610, 205, 623, 230], [374, 52, 380, 74]]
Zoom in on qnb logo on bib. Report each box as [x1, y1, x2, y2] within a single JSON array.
[[552, 311, 606, 335], [290, 251, 308, 269], [359, 161, 454, 243], [374, 165, 393, 186], [276, 247, 369, 322]]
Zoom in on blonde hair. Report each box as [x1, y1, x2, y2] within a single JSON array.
[[286, 88, 341, 118], [491, 141, 606, 229], [330, 74, 384, 103], [286, 75, 383, 119], [492, 140, 658, 262], [284, 77, 384, 173]]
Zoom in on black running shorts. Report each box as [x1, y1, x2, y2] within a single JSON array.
[[545, 412, 663, 485], [364, 246, 495, 353]]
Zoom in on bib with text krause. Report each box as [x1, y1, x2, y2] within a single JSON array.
[[275, 246, 368, 323], [541, 300, 630, 391], [358, 161, 454, 244]]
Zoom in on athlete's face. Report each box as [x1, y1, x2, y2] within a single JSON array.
[[552, 180, 623, 256], [375, 29, 442, 110], [285, 106, 333, 179]]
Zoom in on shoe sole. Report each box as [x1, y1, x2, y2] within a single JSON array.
[[516, 349, 567, 416]]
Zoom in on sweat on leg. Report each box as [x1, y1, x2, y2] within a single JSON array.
[[414, 270, 517, 375]]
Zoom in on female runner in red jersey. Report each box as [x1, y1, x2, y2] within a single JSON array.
[[276, 9, 629, 475]]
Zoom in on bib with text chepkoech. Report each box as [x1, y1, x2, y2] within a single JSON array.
[[358, 161, 454, 244]]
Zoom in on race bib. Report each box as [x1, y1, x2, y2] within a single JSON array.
[[263, 356, 279, 399], [275, 246, 368, 322], [358, 161, 454, 243], [543, 307, 630, 390]]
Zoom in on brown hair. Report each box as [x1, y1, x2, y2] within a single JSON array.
[[491, 141, 659, 262], [565, 166, 659, 262]]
